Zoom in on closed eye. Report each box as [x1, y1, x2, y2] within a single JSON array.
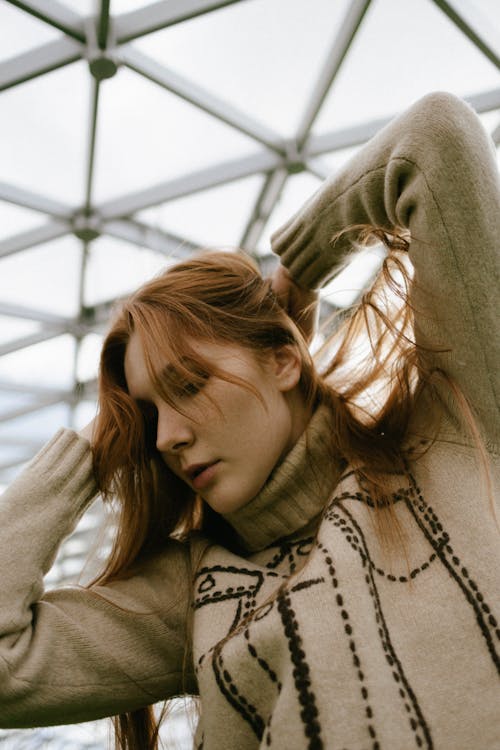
[[167, 370, 210, 400]]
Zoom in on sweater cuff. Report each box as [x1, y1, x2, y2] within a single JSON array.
[[270, 226, 340, 291], [10, 428, 98, 523]]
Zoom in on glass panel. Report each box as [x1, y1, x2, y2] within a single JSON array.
[[112, 0, 156, 11], [0, 462, 29, 487], [314, 146, 360, 175], [93, 67, 260, 203], [478, 109, 500, 136], [446, 0, 500, 58], [76, 333, 104, 382], [0, 236, 82, 317], [58, 0, 95, 14], [0, 389, 38, 417], [72, 399, 98, 432], [0, 200, 47, 239], [0, 316, 41, 346], [0, 401, 71, 442], [0, 61, 89, 205], [134, 0, 352, 138], [0, 334, 75, 388], [313, 0, 500, 134], [321, 245, 386, 308], [256, 172, 323, 254], [137, 175, 264, 249], [60, 0, 151, 13], [0, 444, 34, 467], [0, 2, 60, 63], [84, 235, 171, 306]]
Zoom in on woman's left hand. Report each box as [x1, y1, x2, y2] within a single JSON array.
[[270, 264, 319, 344]]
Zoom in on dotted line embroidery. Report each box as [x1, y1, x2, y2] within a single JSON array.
[[265, 536, 315, 574], [328, 487, 447, 582], [276, 588, 323, 750], [193, 564, 267, 610], [317, 541, 380, 750], [244, 629, 282, 691], [211, 644, 265, 740], [404, 468, 500, 674], [330, 502, 433, 749]]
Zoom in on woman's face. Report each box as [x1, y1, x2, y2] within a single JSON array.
[[124, 333, 309, 514]]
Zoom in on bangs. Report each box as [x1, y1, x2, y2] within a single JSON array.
[[126, 305, 263, 414]]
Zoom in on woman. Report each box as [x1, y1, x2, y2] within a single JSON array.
[[0, 91, 498, 750]]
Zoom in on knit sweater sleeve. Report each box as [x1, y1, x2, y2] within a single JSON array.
[[271, 92, 500, 446], [0, 428, 194, 728]]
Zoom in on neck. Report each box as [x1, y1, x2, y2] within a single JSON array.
[[285, 387, 314, 455]]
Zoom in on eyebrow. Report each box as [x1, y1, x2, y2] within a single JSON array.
[[158, 357, 207, 379]]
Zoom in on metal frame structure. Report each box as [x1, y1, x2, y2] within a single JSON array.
[[0, 0, 499, 496], [0, 1, 499, 746]]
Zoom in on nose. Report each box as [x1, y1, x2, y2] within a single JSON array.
[[156, 404, 195, 455]]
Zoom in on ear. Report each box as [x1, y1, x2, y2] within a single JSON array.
[[269, 345, 302, 393]]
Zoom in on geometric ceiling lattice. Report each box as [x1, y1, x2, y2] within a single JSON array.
[[0, 0, 499, 747]]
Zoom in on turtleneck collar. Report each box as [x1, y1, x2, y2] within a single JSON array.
[[222, 403, 345, 553]]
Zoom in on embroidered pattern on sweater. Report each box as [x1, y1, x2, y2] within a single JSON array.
[[194, 541, 325, 746], [324, 503, 432, 748], [335, 469, 500, 673], [193, 472, 499, 749]]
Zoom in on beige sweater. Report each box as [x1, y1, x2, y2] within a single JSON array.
[[0, 92, 498, 749]]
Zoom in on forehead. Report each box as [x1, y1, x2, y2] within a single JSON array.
[[123, 332, 152, 399], [124, 332, 265, 400]]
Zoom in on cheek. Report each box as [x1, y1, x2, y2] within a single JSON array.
[[231, 389, 290, 455]]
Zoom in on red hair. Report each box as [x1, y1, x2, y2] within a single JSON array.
[[87, 237, 476, 749]]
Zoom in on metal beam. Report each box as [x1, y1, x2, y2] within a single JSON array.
[[432, 0, 500, 70], [0, 456, 36, 473], [307, 116, 391, 156], [5, 0, 87, 42], [0, 36, 84, 91], [114, 0, 248, 44], [492, 121, 500, 145], [97, 0, 112, 50], [0, 182, 73, 217], [0, 436, 47, 449], [295, 0, 372, 148], [0, 302, 73, 327], [119, 46, 286, 153], [102, 218, 198, 257], [240, 169, 288, 252], [306, 86, 500, 157], [0, 220, 70, 259], [0, 328, 66, 357], [466, 87, 500, 112], [0, 395, 65, 423], [0, 379, 70, 397], [99, 150, 282, 219], [305, 157, 336, 182], [84, 78, 101, 214], [0, 377, 97, 400]]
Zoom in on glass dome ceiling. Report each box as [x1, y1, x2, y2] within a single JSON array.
[[0, 0, 499, 747]]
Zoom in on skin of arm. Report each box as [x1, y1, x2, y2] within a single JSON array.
[[270, 264, 319, 344]]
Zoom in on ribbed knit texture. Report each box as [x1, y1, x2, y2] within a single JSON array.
[[0, 92, 498, 748], [223, 405, 344, 551]]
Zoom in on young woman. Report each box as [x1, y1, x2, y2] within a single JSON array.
[[0, 91, 498, 750]]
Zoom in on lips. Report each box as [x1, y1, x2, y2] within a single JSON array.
[[184, 460, 220, 491]]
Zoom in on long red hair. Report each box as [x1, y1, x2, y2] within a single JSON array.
[[87, 235, 464, 749]]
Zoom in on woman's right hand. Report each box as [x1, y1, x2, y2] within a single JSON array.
[[270, 263, 319, 344]]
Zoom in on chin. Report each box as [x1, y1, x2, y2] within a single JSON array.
[[205, 485, 257, 515]]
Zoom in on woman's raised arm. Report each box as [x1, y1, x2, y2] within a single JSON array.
[[0, 428, 194, 728], [271, 92, 500, 447]]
